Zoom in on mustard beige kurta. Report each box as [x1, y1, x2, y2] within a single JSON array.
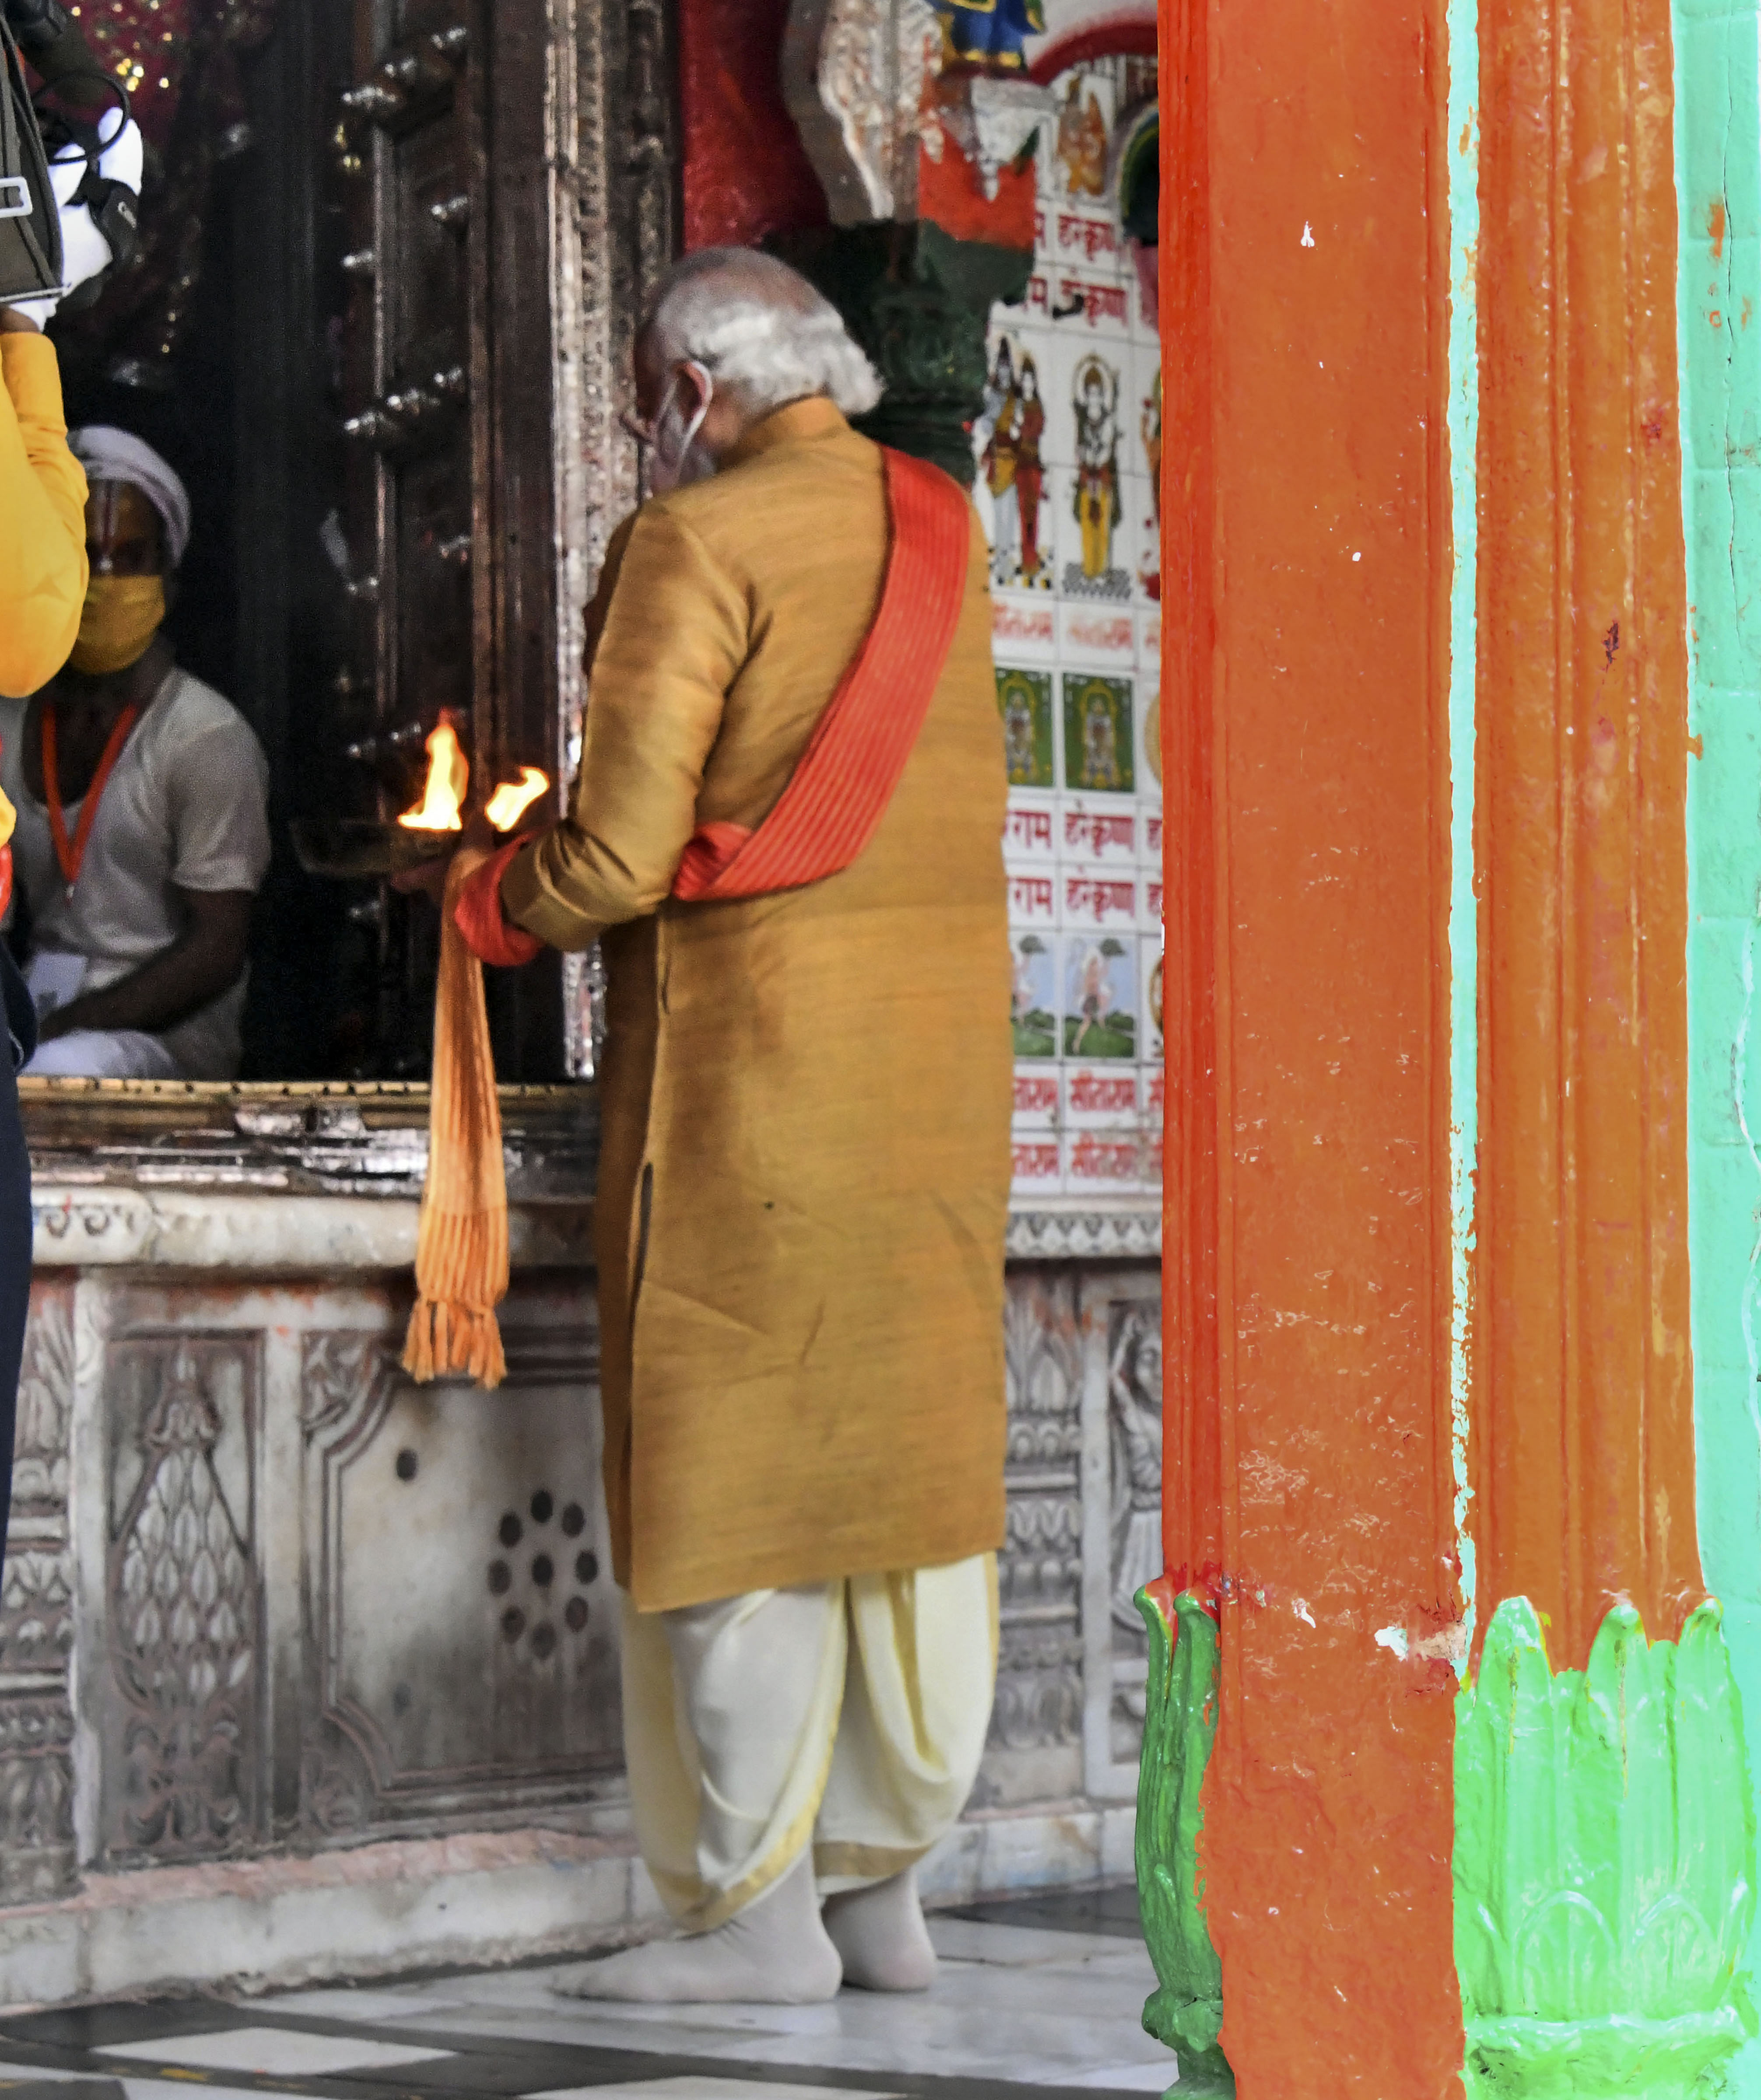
[[502, 399, 1012, 1612]]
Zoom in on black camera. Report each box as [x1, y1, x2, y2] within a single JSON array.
[[0, 0, 138, 310]]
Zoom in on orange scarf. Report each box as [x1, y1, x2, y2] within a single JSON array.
[[403, 848, 508, 1388], [670, 448, 970, 900]]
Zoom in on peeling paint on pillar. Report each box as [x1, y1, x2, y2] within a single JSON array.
[[1154, 0, 1465, 2089]]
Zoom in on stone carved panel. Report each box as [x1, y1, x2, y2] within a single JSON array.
[[978, 1270, 1086, 1806], [1080, 1268, 1162, 1798], [101, 1334, 264, 1862], [0, 1699, 74, 1902], [783, 0, 944, 224], [299, 1320, 620, 1843], [0, 1284, 81, 1899], [0, 1548, 74, 1680], [12, 1283, 73, 1509]]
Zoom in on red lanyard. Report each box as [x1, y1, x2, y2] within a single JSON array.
[[42, 700, 138, 895]]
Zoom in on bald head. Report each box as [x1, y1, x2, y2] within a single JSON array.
[[637, 247, 883, 428]]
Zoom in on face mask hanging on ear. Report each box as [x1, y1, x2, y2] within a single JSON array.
[[649, 363, 714, 494], [67, 574, 165, 676]]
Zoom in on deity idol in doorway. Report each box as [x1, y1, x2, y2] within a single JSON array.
[[1072, 355, 1123, 588], [1056, 74, 1109, 197], [1014, 354, 1046, 584], [982, 338, 1021, 586]]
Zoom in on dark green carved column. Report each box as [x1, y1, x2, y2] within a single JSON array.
[[774, 220, 1031, 487]]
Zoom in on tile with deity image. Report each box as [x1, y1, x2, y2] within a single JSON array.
[[996, 667, 1056, 790], [1064, 1062, 1140, 1129], [1061, 861, 1139, 933], [1061, 796, 1137, 866], [1049, 66, 1117, 210], [976, 329, 1056, 595], [1061, 930, 1138, 1060], [1013, 1061, 1061, 1131], [1026, 334, 1079, 475], [1009, 928, 1059, 1060], [1063, 672, 1135, 796], [1142, 934, 1165, 1063], [1063, 351, 1135, 603]]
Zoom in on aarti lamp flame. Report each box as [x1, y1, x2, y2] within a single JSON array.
[[398, 716, 469, 831], [484, 766, 549, 831]]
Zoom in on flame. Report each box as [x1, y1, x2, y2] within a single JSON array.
[[398, 716, 469, 831], [484, 766, 549, 831]]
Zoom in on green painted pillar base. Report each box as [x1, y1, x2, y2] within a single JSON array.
[[1465, 2012, 1747, 2100], [1135, 1584, 1235, 2096], [1456, 1598, 1758, 2099]]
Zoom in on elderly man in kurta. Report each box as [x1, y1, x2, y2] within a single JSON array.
[[442, 248, 1011, 2002]]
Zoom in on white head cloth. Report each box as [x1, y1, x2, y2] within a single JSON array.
[[68, 426, 192, 569]]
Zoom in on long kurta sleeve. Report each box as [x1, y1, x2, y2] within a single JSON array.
[[499, 500, 747, 950], [0, 335, 88, 699]]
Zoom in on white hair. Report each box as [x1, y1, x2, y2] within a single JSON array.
[[645, 248, 883, 419]]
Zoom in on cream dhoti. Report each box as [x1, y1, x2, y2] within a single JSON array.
[[623, 1553, 998, 1932]]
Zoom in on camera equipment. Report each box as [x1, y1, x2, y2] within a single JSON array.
[[0, 0, 137, 310]]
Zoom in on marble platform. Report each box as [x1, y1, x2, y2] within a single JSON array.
[[0, 1886, 1177, 2098], [2, 1085, 1163, 2006]]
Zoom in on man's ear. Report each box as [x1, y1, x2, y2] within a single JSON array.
[[161, 569, 180, 616]]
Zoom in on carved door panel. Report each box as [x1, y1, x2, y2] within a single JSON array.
[[332, 0, 471, 1074], [330, 0, 563, 1076]]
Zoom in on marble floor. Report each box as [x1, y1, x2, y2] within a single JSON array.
[[0, 1887, 1184, 2100]]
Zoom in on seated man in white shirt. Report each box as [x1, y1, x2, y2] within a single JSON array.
[[0, 427, 270, 1080]]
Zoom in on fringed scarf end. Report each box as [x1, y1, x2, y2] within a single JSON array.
[[402, 1297, 507, 1389]]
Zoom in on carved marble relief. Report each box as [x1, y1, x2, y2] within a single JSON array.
[[102, 1334, 263, 1862], [298, 1317, 620, 1844], [979, 1271, 1086, 1806], [12, 1287, 72, 1509], [0, 1283, 77, 1899], [1080, 1268, 1162, 1798]]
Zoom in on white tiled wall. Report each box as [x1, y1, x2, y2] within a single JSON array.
[[978, 55, 1163, 1205]]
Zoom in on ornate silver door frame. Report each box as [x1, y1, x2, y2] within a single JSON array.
[[544, 0, 677, 1076]]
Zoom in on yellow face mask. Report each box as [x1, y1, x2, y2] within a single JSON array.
[[0, 781, 14, 852], [67, 574, 165, 677]]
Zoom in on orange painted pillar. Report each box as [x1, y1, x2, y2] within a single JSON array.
[[1472, 0, 1702, 1671], [1158, 0, 1463, 2091]]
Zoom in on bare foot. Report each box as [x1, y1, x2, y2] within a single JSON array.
[[822, 1866, 937, 1992], [553, 1854, 842, 2005]]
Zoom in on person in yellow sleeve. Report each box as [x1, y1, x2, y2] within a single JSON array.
[[0, 299, 80, 1574], [0, 307, 87, 698]]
